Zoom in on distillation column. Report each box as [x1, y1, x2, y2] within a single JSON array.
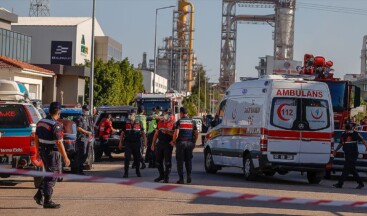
[[171, 0, 194, 92]]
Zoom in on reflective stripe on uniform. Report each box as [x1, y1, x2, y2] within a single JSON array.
[[39, 138, 56, 144], [39, 138, 63, 144], [39, 119, 56, 125]]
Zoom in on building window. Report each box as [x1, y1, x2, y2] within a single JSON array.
[[78, 95, 84, 104], [28, 84, 38, 99]]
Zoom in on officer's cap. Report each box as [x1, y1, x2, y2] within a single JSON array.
[[82, 104, 90, 111], [49, 101, 62, 113], [130, 109, 136, 114], [155, 106, 162, 110], [180, 107, 188, 114]]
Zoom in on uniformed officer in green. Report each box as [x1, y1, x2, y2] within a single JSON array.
[[146, 106, 162, 167], [134, 105, 147, 169]]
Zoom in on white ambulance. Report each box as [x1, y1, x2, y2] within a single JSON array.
[[204, 75, 334, 184]]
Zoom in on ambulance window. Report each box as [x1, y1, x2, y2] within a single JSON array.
[[303, 99, 329, 130], [218, 100, 227, 124], [271, 98, 297, 129]]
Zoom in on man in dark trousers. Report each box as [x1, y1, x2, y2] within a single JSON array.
[[34, 101, 71, 208], [333, 120, 367, 189], [152, 109, 175, 183], [171, 107, 198, 184], [74, 104, 93, 175], [98, 114, 117, 161], [118, 111, 147, 178]]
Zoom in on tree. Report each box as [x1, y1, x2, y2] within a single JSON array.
[[85, 58, 144, 106]]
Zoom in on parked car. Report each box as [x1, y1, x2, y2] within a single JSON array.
[[93, 106, 136, 161], [0, 79, 44, 188], [44, 107, 95, 170]]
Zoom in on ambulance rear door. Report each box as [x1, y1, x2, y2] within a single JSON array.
[[299, 83, 332, 164], [268, 96, 300, 163]]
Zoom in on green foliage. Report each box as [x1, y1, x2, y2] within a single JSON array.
[[85, 58, 144, 106], [183, 66, 221, 116]]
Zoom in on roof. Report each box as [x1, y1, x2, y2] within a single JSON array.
[[14, 17, 92, 26], [0, 55, 54, 75]]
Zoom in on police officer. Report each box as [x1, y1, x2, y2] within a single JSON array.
[[118, 111, 147, 178], [171, 107, 198, 184], [74, 105, 92, 175], [146, 106, 162, 168], [33, 101, 71, 209], [98, 114, 117, 161], [152, 109, 174, 183], [134, 105, 147, 169], [333, 120, 367, 189]]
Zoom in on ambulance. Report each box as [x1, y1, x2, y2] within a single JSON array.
[[204, 75, 334, 184]]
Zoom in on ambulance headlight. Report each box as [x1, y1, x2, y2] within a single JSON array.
[[358, 154, 363, 159]]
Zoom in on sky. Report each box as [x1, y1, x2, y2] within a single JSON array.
[[1, 0, 367, 82]]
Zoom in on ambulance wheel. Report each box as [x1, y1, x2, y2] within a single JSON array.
[[307, 171, 323, 184], [263, 171, 276, 177], [33, 166, 45, 188], [204, 150, 218, 174], [243, 154, 256, 181]]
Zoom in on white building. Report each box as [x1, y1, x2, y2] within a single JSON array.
[[142, 70, 168, 93], [12, 17, 105, 65], [11, 17, 122, 104]]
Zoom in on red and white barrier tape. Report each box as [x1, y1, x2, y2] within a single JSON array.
[[0, 167, 366, 208]]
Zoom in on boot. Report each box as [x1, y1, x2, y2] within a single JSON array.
[[154, 166, 164, 182], [43, 196, 60, 209], [33, 190, 43, 206], [141, 161, 146, 169], [123, 169, 128, 178], [136, 170, 141, 177], [187, 174, 192, 184], [176, 175, 184, 184], [163, 167, 171, 183], [356, 183, 364, 189]]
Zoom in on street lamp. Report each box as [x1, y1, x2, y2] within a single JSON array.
[[153, 5, 175, 93], [89, 0, 96, 113]]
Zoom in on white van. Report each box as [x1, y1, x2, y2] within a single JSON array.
[[204, 75, 334, 184]]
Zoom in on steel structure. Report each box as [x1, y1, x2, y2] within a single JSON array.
[[219, 0, 295, 91], [169, 0, 194, 93], [29, 0, 50, 17], [362, 35, 367, 76]]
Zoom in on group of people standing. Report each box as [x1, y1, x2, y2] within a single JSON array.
[[118, 105, 198, 184]]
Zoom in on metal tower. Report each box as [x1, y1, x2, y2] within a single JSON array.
[[170, 0, 194, 92], [362, 35, 367, 76], [219, 0, 295, 91], [29, 0, 50, 17]]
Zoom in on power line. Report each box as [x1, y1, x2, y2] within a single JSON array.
[[296, 2, 367, 16]]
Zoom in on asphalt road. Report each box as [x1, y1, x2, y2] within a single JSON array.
[[1, 143, 367, 216]]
